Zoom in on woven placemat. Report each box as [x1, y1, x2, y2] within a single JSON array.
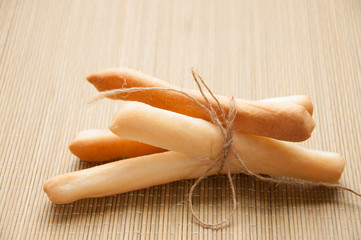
[[1, 0, 360, 239]]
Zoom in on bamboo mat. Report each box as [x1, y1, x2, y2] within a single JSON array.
[[1, 0, 361, 239]]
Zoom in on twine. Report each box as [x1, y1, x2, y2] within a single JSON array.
[[89, 68, 360, 230]]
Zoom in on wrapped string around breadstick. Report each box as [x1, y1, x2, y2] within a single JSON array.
[[109, 101, 345, 184], [87, 68, 315, 142], [43, 101, 344, 204], [68, 129, 165, 162], [69, 96, 312, 162]]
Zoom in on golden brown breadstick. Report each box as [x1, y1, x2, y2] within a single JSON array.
[[109, 101, 345, 184], [87, 68, 315, 142], [68, 129, 166, 162]]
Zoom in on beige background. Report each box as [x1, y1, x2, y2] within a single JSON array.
[[1, 0, 361, 239]]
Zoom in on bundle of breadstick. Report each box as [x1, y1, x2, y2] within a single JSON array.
[[43, 68, 345, 204]]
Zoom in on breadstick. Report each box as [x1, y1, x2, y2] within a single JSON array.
[[87, 68, 315, 142], [109, 101, 345, 184], [68, 129, 165, 162], [259, 95, 313, 116], [44, 135, 344, 204], [69, 96, 309, 162], [44, 151, 205, 204]]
